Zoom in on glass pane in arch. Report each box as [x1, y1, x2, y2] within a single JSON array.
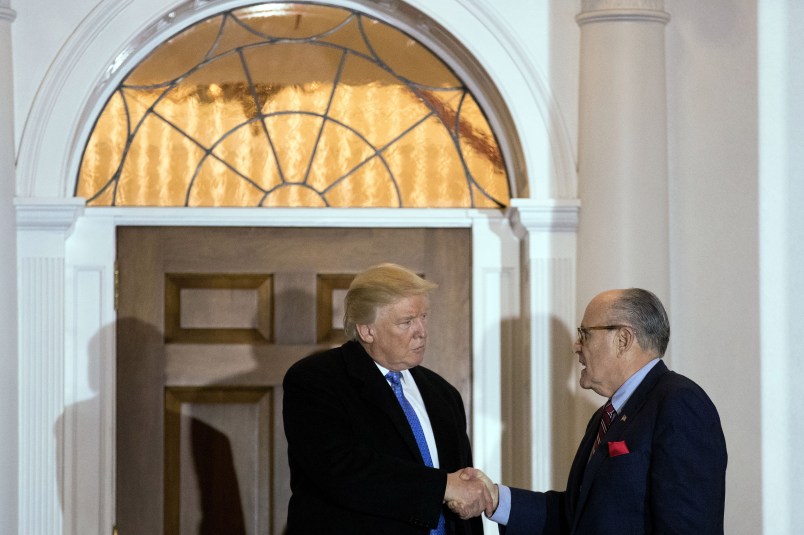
[[76, 2, 510, 208]]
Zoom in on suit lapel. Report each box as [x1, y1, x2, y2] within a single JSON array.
[[341, 341, 425, 463], [566, 406, 603, 516], [570, 360, 669, 531]]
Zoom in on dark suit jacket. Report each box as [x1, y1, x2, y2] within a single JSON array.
[[282, 340, 483, 535], [503, 360, 727, 535]]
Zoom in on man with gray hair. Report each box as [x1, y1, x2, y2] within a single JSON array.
[[455, 288, 728, 534], [283, 263, 488, 534]]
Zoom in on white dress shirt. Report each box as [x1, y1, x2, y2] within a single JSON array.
[[376, 363, 441, 468]]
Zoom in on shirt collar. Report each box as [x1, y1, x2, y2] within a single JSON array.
[[611, 358, 661, 412], [375, 362, 412, 383]]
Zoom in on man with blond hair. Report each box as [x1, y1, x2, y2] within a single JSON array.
[[283, 263, 488, 534]]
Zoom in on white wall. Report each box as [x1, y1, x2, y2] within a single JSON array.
[[666, 1, 761, 533]]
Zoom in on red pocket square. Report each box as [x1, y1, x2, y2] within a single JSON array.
[[608, 440, 629, 457]]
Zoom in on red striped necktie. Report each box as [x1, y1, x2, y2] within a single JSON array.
[[592, 400, 617, 456]]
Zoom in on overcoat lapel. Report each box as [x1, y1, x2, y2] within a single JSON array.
[[341, 341, 425, 464]]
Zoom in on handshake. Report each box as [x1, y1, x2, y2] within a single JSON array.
[[444, 467, 499, 519]]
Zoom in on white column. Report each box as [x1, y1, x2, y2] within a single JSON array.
[[758, 2, 804, 533], [0, 4, 18, 535], [508, 199, 579, 491], [575, 0, 671, 308], [15, 199, 84, 535]]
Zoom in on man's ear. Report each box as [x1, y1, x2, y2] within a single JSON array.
[[617, 326, 636, 354], [356, 323, 374, 343]]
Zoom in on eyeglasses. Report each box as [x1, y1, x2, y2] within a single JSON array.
[[576, 325, 630, 345]]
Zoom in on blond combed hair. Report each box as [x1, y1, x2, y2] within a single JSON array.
[[343, 263, 438, 340]]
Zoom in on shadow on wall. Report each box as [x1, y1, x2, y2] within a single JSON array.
[[56, 318, 262, 535], [498, 314, 599, 491], [551, 315, 598, 488], [108, 295, 304, 535], [56, 322, 108, 520]]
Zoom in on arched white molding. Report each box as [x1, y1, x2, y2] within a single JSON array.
[[16, 0, 577, 201], [453, 0, 577, 199], [15, 0, 134, 197]]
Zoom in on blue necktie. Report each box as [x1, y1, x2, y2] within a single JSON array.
[[386, 371, 446, 535]]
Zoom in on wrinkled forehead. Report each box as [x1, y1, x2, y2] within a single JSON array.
[[377, 294, 430, 317]]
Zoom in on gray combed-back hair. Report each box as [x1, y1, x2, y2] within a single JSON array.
[[609, 288, 670, 357]]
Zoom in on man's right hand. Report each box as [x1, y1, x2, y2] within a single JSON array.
[[457, 467, 499, 517], [443, 468, 492, 519]]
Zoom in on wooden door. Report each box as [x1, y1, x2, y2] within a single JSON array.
[[115, 226, 472, 535]]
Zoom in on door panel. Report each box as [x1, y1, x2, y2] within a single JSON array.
[[165, 387, 271, 535], [116, 226, 472, 535]]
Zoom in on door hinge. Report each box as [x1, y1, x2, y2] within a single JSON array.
[[112, 525, 118, 535], [114, 261, 119, 311]]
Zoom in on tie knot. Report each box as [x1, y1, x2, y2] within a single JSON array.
[[386, 371, 403, 387], [603, 400, 616, 422]]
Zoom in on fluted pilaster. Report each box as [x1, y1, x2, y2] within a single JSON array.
[[508, 199, 579, 490], [16, 199, 84, 535]]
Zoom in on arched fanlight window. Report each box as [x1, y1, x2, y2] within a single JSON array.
[[76, 2, 510, 208]]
